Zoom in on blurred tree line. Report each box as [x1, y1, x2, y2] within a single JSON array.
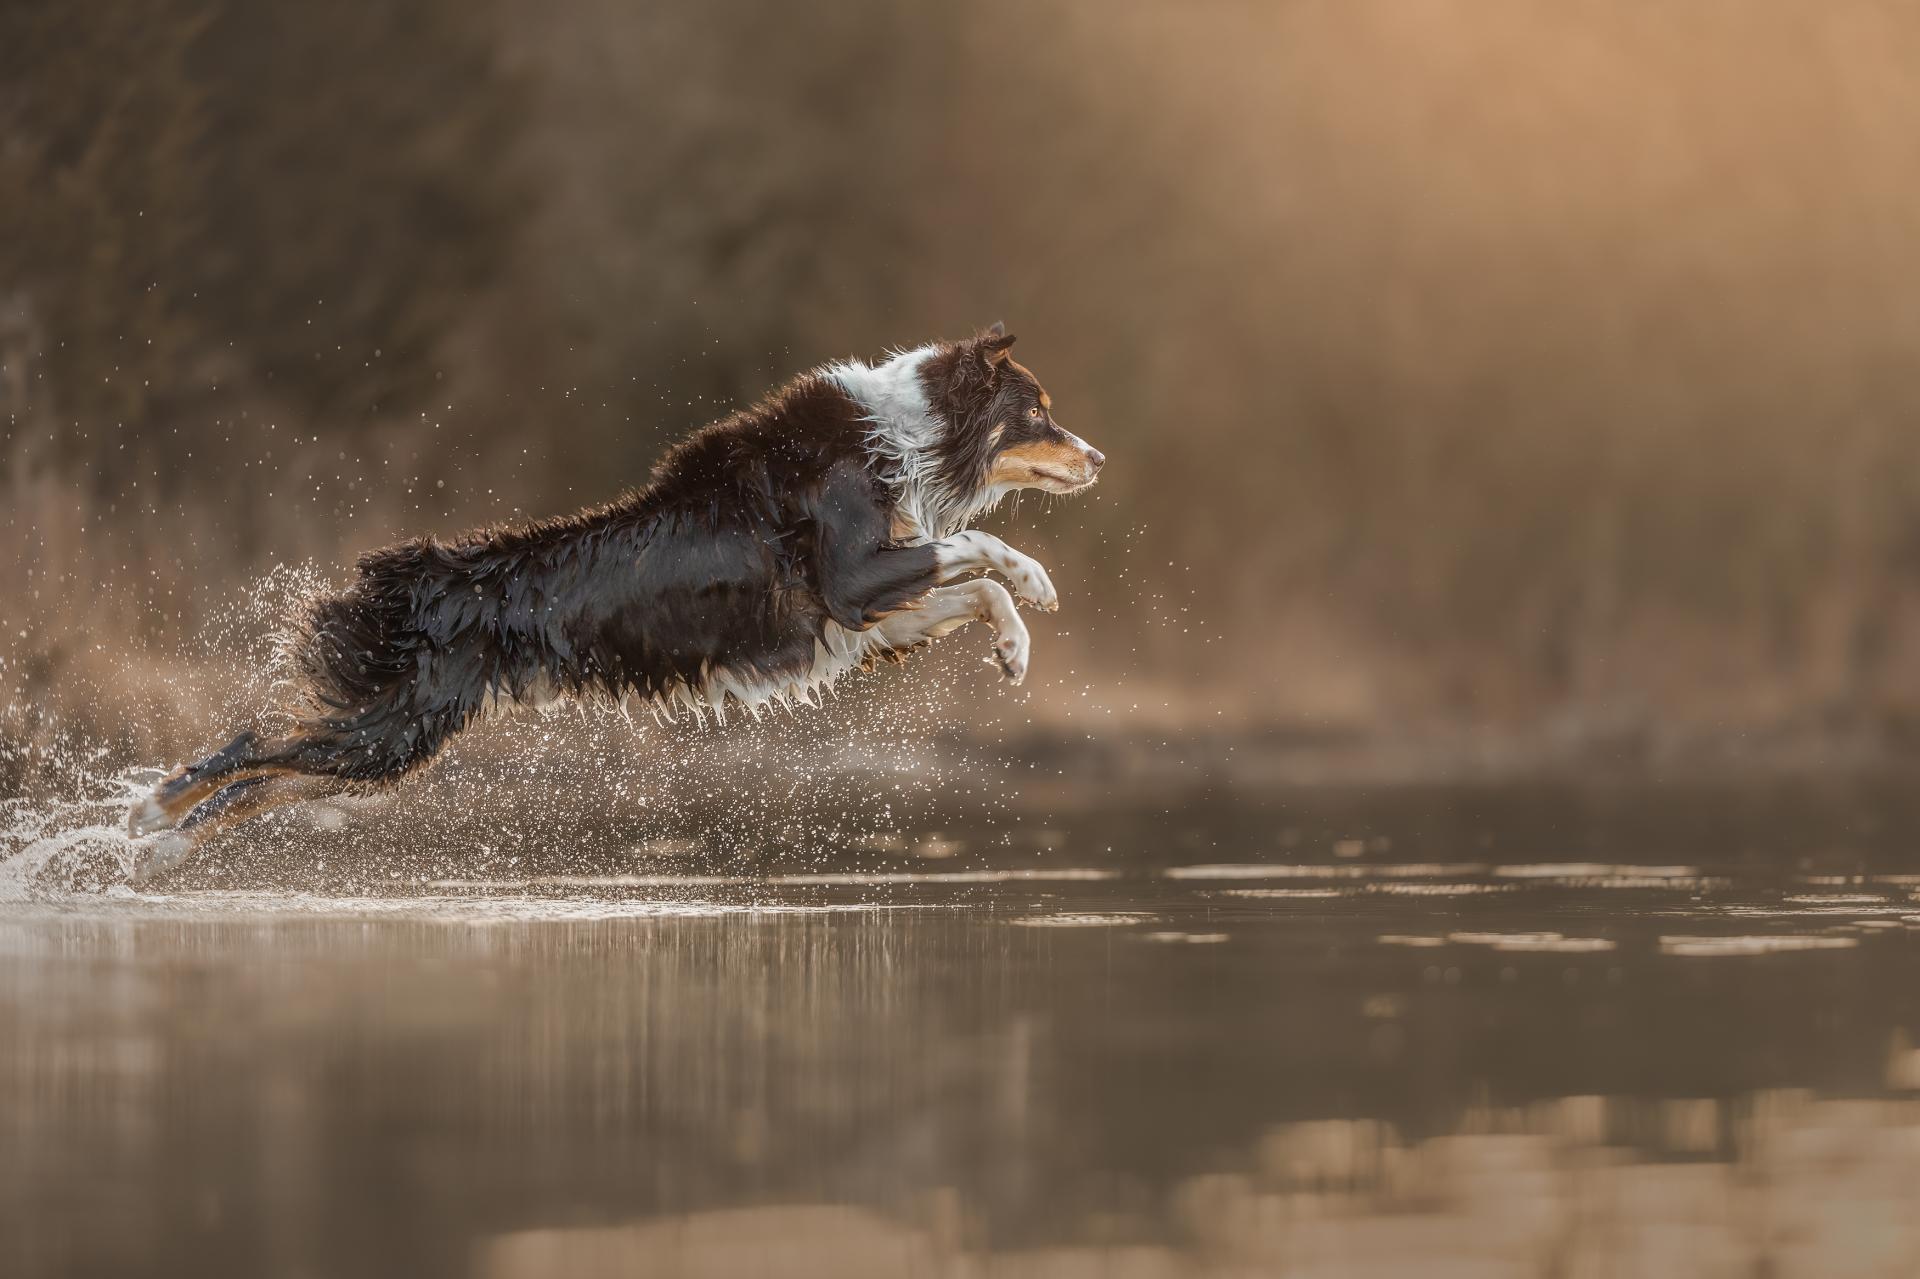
[[9, 0, 1920, 758], [0, 2, 522, 476]]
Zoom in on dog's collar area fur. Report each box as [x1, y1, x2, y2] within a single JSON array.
[[825, 345, 1001, 543]]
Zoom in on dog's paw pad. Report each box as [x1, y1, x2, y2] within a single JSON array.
[[992, 634, 1029, 685]]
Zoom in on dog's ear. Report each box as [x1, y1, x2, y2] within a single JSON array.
[[977, 324, 1016, 368]]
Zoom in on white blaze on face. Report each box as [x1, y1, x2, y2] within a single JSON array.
[[1059, 429, 1104, 483]]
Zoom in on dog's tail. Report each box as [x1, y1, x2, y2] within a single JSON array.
[[292, 542, 429, 722], [284, 540, 498, 782], [126, 539, 520, 865]]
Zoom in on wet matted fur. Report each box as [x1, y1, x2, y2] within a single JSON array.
[[127, 327, 1104, 879]]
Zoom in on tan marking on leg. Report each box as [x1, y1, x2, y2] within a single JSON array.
[[130, 755, 274, 835], [132, 770, 346, 886]]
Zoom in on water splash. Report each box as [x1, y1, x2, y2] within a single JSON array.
[[0, 767, 157, 900], [2, 555, 1041, 899]]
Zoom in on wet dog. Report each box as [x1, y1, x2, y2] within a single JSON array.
[[127, 326, 1103, 880]]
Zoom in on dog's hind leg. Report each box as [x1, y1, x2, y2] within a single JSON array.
[[129, 770, 348, 886], [876, 579, 1031, 683], [128, 730, 286, 836]]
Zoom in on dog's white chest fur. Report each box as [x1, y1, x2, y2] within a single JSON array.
[[825, 345, 1002, 543]]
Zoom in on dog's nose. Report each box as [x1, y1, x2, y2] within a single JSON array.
[[1087, 447, 1105, 471]]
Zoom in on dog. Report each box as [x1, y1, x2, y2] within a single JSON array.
[[126, 326, 1103, 881]]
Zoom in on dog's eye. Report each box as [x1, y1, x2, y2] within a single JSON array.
[[1027, 406, 1043, 420]]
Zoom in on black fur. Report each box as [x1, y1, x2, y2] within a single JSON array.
[[285, 373, 939, 782], [133, 328, 1087, 857]]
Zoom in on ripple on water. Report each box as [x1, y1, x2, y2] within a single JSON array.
[[1660, 934, 1860, 957], [1446, 931, 1619, 953], [1493, 863, 1701, 880], [1721, 903, 1916, 919], [1378, 932, 1620, 953], [1163, 863, 1487, 880], [428, 869, 1122, 891], [1007, 912, 1155, 928], [97, 890, 933, 923], [767, 869, 1119, 886], [1782, 894, 1893, 905]]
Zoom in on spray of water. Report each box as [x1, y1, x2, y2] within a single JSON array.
[[1, 559, 1057, 901]]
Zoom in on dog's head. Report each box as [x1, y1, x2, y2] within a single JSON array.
[[925, 324, 1105, 501]]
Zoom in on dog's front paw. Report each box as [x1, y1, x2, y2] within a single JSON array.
[[990, 614, 1031, 685], [1002, 552, 1058, 613]]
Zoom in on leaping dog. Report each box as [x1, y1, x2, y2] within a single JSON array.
[[127, 326, 1103, 881]]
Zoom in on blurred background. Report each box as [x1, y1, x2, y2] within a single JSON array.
[[15, 12, 1920, 1273], [10, 0, 1920, 777]]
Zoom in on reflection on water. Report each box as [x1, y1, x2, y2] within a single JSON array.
[[8, 778, 1920, 1276], [478, 1094, 1920, 1279], [4, 872, 1920, 1278]]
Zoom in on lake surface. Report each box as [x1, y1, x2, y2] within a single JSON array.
[[6, 775, 1920, 1277]]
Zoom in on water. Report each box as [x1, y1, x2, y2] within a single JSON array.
[[6, 778, 1920, 1277]]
